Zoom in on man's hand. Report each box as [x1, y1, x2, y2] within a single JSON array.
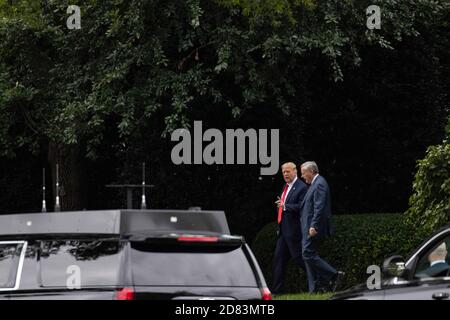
[[275, 196, 284, 208], [309, 227, 317, 237]]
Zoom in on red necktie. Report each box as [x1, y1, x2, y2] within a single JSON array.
[[277, 184, 289, 224]]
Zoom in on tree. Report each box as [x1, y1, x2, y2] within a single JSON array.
[[406, 117, 450, 233], [0, 0, 448, 217]]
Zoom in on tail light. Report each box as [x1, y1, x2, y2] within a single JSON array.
[[116, 287, 135, 300], [260, 287, 272, 300], [177, 236, 219, 242]]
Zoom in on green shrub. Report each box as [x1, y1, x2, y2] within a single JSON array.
[[251, 213, 427, 293], [405, 119, 450, 233]]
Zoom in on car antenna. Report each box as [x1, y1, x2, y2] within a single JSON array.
[[54, 163, 61, 212], [41, 167, 47, 213], [141, 162, 147, 209]]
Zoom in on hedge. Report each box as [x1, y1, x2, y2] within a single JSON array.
[[251, 213, 428, 293], [405, 117, 450, 234]]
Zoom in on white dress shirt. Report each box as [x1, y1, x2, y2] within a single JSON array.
[[283, 176, 298, 211], [311, 173, 319, 186], [430, 260, 446, 267]]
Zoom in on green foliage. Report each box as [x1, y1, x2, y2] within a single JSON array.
[[0, 0, 448, 214], [0, 0, 44, 28], [214, 0, 316, 26], [216, 0, 449, 81], [251, 214, 427, 293], [1, 0, 448, 160], [406, 117, 450, 234]]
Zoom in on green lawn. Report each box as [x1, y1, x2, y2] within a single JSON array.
[[273, 293, 333, 300]]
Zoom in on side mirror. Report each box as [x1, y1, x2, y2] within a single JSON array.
[[382, 255, 407, 278]]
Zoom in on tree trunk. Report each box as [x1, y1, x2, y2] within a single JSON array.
[[48, 142, 88, 211]]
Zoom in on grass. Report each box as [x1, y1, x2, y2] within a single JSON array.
[[273, 293, 333, 300]]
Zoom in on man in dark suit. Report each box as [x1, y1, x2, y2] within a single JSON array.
[[271, 162, 308, 294], [300, 161, 343, 293]]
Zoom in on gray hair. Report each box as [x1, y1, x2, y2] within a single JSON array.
[[281, 162, 297, 171], [301, 161, 319, 174], [432, 242, 447, 256]]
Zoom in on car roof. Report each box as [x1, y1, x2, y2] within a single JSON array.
[[0, 209, 231, 237]]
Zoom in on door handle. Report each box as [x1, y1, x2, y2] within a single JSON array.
[[432, 292, 449, 300]]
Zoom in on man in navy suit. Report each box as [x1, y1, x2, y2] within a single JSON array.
[[271, 162, 308, 294], [300, 161, 343, 293]]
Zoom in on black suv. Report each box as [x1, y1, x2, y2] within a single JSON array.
[[0, 210, 271, 300]]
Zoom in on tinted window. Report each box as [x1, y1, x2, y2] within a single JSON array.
[[415, 236, 450, 278], [131, 243, 257, 287], [0, 241, 26, 289], [38, 240, 121, 287]]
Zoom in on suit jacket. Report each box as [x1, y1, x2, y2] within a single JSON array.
[[300, 175, 334, 238], [279, 178, 308, 242], [418, 262, 450, 277]]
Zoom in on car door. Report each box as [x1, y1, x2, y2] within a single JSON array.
[[381, 231, 450, 300], [382, 281, 450, 300]]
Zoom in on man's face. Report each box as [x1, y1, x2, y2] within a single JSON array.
[[301, 167, 314, 184], [282, 165, 296, 184]]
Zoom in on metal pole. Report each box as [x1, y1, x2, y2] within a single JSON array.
[[141, 162, 147, 209], [55, 164, 60, 212], [42, 168, 47, 212]]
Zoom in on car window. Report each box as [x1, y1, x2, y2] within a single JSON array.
[[414, 236, 450, 278], [0, 241, 27, 290], [130, 243, 258, 287], [38, 240, 122, 287]]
